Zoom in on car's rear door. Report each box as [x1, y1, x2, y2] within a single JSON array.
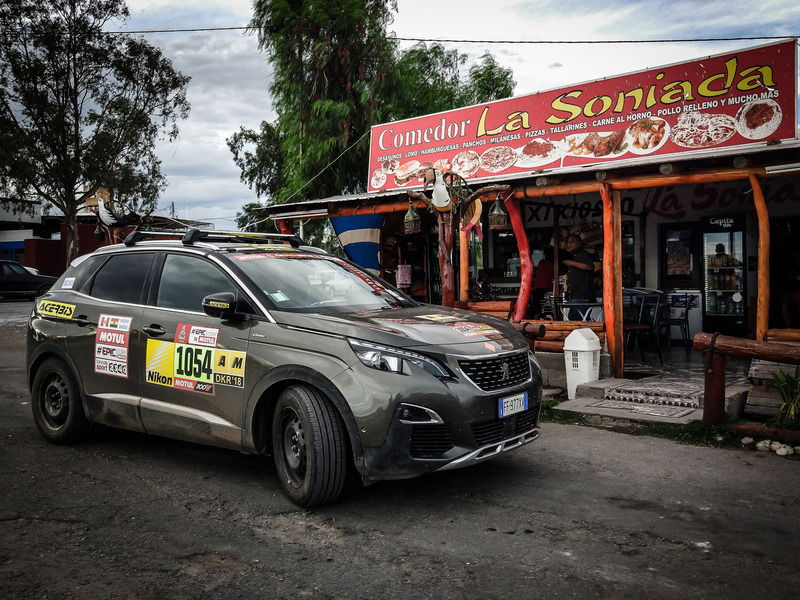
[[138, 251, 250, 450], [64, 252, 154, 432]]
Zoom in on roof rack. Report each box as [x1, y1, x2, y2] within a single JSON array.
[[123, 228, 305, 248]]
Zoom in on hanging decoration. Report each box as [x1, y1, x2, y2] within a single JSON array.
[[488, 193, 509, 229], [403, 200, 421, 235]]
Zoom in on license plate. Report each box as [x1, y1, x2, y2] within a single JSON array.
[[498, 392, 528, 418]]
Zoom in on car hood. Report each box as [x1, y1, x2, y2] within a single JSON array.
[[271, 305, 527, 355]]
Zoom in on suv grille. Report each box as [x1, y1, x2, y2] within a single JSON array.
[[410, 425, 454, 458], [471, 409, 539, 446], [458, 351, 531, 391]]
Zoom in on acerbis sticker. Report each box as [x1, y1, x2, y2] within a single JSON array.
[[36, 300, 75, 319], [94, 313, 132, 378], [145, 339, 246, 394]]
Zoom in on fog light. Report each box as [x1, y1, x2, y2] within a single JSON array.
[[398, 403, 443, 424]]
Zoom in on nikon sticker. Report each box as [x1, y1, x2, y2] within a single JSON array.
[[145, 338, 246, 394], [36, 300, 75, 319]]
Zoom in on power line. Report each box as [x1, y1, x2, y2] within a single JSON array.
[[102, 28, 797, 45]]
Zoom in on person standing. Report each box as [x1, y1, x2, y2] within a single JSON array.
[[563, 234, 595, 320], [531, 246, 554, 318]]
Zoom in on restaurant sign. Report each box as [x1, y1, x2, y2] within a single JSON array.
[[367, 40, 797, 192]]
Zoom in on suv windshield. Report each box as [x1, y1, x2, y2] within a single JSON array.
[[231, 252, 416, 313]]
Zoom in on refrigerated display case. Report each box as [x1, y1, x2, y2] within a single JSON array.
[[702, 216, 746, 336]]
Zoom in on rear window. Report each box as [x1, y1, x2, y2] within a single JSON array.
[[89, 253, 154, 304], [231, 252, 415, 313]]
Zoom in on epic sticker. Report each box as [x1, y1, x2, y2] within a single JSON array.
[[94, 313, 132, 378], [175, 323, 219, 347], [37, 300, 75, 319]]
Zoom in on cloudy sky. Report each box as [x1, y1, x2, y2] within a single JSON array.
[[119, 0, 800, 230]]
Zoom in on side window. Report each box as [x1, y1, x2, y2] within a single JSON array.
[[156, 254, 235, 313], [89, 253, 154, 304], [54, 254, 106, 291]]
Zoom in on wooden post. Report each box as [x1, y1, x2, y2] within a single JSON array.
[[438, 211, 455, 307], [749, 174, 770, 341], [601, 184, 623, 377], [459, 227, 469, 302], [703, 350, 727, 427], [505, 193, 531, 323], [612, 189, 624, 370]]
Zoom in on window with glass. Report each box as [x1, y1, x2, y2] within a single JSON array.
[[89, 253, 154, 304], [233, 253, 415, 313], [156, 254, 236, 312]]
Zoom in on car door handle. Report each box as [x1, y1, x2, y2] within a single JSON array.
[[73, 315, 92, 327], [143, 325, 166, 337]]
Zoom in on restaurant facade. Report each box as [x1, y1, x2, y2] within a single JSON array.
[[265, 39, 800, 376]]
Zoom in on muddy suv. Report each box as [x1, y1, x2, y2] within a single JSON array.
[[27, 230, 542, 506]]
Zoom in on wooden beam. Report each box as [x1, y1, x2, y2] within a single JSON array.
[[459, 227, 469, 302], [612, 189, 624, 375], [601, 184, 623, 377], [749, 174, 770, 341], [505, 193, 531, 323]]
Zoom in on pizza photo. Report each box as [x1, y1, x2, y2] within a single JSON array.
[[514, 138, 564, 167], [451, 150, 480, 177], [626, 117, 669, 155], [670, 111, 736, 148], [480, 146, 517, 173], [735, 99, 782, 140]]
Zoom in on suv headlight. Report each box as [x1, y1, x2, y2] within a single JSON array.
[[348, 339, 450, 378]]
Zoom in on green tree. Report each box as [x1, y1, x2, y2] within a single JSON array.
[[0, 0, 190, 264], [228, 2, 515, 240]]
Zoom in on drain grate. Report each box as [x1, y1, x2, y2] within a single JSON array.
[[603, 375, 704, 408], [588, 399, 697, 418]]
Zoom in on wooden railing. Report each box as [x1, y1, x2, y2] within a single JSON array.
[[692, 332, 800, 427]]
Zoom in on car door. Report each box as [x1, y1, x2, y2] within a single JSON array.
[[64, 252, 154, 432], [139, 251, 250, 450]]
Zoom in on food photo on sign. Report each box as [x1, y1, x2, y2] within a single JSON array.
[[367, 40, 796, 192]]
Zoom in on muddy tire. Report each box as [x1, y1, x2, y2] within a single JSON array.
[[31, 358, 90, 444], [272, 385, 347, 507]]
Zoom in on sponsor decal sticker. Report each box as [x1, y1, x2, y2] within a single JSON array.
[[145, 339, 246, 393], [417, 314, 461, 322], [36, 300, 75, 319], [94, 314, 132, 378], [175, 323, 220, 347], [451, 322, 501, 337], [61, 277, 76, 289]]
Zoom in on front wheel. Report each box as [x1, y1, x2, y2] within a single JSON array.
[[272, 385, 347, 507], [31, 358, 90, 443]]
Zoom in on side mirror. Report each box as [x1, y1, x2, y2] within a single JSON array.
[[202, 292, 239, 320]]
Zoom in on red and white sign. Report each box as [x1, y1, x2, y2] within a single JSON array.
[[94, 314, 132, 378], [175, 323, 220, 348], [368, 40, 797, 192]]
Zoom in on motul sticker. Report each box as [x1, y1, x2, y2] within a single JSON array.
[[94, 314, 132, 378]]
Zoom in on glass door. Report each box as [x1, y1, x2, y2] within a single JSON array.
[[703, 231, 744, 317]]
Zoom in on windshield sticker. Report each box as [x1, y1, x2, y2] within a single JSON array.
[[330, 258, 386, 293], [269, 291, 289, 303], [145, 339, 246, 394], [175, 323, 219, 347], [234, 252, 319, 261], [451, 322, 502, 337], [61, 277, 76, 289], [36, 300, 75, 319], [94, 313, 132, 378], [417, 314, 461, 323]]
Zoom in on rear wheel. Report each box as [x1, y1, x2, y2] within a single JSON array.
[[31, 358, 90, 443], [272, 385, 347, 507]]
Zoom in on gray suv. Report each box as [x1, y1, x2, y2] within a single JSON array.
[[27, 230, 542, 506]]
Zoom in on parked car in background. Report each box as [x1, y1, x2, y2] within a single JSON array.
[[26, 229, 542, 506], [0, 260, 56, 299]]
